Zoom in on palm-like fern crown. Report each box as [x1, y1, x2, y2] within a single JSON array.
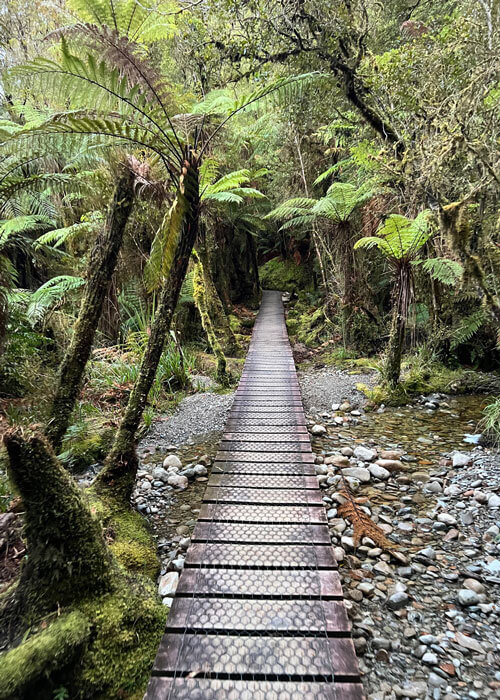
[[266, 182, 374, 231], [354, 211, 432, 262]]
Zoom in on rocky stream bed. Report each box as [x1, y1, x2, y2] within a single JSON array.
[[126, 368, 499, 700]]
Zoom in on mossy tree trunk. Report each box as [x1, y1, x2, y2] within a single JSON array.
[[45, 167, 135, 452], [384, 264, 411, 387], [197, 233, 239, 356], [339, 221, 357, 347], [193, 249, 228, 382], [440, 202, 500, 324], [2, 428, 114, 630], [95, 155, 200, 501]]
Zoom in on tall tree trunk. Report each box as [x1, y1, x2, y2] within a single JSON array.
[[197, 239, 239, 355], [246, 229, 261, 306], [98, 276, 121, 346], [385, 301, 405, 388], [45, 167, 135, 452], [95, 155, 200, 500], [193, 250, 228, 381], [384, 268, 409, 387], [2, 428, 114, 629], [340, 222, 356, 347]]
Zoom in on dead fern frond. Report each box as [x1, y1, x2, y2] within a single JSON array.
[[337, 488, 394, 550]]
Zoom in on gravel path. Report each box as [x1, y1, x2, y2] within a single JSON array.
[[139, 391, 234, 449], [298, 366, 377, 412]]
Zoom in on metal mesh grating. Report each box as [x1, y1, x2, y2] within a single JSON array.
[[144, 290, 363, 700]]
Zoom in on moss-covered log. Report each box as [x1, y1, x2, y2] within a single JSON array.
[[193, 250, 228, 381], [2, 428, 114, 629], [45, 167, 135, 452], [95, 155, 200, 500]]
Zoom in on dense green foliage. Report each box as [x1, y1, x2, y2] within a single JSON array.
[[0, 0, 499, 696]]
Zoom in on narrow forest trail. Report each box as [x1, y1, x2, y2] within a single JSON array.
[[145, 290, 364, 699]]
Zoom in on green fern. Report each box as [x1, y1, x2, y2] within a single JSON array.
[[35, 212, 104, 249], [450, 309, 486, 350], [355, 211, 431, 260], [267, 183, 374, 231], [413, 257, 463, 285], [24, 275, 85, 326]]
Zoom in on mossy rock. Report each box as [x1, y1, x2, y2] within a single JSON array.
[[259, 257, 312, 293]]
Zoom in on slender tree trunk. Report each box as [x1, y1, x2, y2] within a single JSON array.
[[340, 222, 356, 347], [2, 428, 114, 628], [193, 250, 228, 381], [45, 168, 135, 452], [384, 269, 409, 387], [247, 230, 261, 306], [95, 156, 200, 500], [385, 301, 405, 387], [197, 239, 239, 355], [99, 276, 121, 345]]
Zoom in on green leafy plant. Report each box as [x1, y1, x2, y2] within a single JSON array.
[[355, 211, 432, 385]]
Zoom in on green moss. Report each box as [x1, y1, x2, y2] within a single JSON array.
[[0, 611, 91, 700], [89, 492, 159, 581], [358, 361, 500, 406], [0, 579, 165, 700], [258, 257, 312, 293], [76, 578, 165, 699], [58, 427, 115, 473]]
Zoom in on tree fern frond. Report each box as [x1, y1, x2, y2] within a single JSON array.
[[450, 310, 486, 349], [204, 169, 251, 195], [35, 213, 103, 249], [144, 190, 187, 290], [313, 160, 352, 185], [265, 198, 316, 220], [203, 191, 244, 204], [413, 257, 463, 286], [26, 275, 85, 325], [0, 215, 54, 246], [199, 157, 220, 192], [278, 214, 316, 231], [361, 211, 432, 261], [65, 0, 178, 44]]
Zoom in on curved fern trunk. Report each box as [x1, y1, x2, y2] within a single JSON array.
[[193, 250, 228, 381], [95, 156, 200, 501], [45, 168, 135, 452]]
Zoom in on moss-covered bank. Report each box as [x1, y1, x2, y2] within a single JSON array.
[[259, 257, 313, 293]]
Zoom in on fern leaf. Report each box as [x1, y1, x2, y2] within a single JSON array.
[[145, 189, 187, 290], [413, 257, 463, 285], [451, 310, 486, 349]]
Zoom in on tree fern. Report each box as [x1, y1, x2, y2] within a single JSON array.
[[25, 275, 85, 326], [355, 211, 431, 261]]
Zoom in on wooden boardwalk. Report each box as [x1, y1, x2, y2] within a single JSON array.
[[145, 290, 364, 699]]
